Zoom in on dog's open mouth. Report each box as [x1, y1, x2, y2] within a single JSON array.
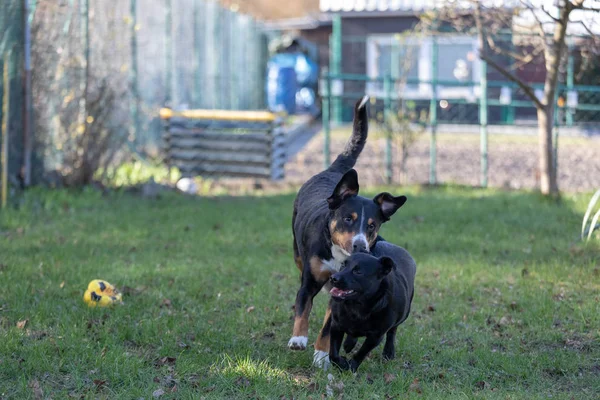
[[330, 287, 355, 298]]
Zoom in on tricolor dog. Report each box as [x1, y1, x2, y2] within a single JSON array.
[[288, 96, 407, 368]]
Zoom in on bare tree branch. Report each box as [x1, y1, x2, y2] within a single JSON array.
[[474, 0, 544, 109], [479, 52, 544, 109], [540, 5, 561, 22], [571, 0, 600, 12], [520, 0, 551, 54], [571, 19, 600, 38]]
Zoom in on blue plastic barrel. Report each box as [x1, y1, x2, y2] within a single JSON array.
[[266, 59, 297, 115]]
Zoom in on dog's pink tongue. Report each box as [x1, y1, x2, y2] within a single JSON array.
[[330, 287, 345, 297]]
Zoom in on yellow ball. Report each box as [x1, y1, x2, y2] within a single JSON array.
[[83, 279, 123, 307]]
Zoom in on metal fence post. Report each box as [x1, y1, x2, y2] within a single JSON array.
[[1, 54, 9, 209], [553, 92, 559, 181], [165, 0, 172, 107], [322, 68, 331, 169], [331, 14, 342, 124], [130, 0, 140, 144], [566, 46, 574, 126], [80, 0, 89, 128], [480, 59, 488, 188], [23, 0, 34, 187], [429, 37, 438, 185], [384, 74, 392, 184], [192, 0, 200, 108]]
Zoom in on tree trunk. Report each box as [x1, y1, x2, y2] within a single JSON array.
[[537, 106, 557, 196]]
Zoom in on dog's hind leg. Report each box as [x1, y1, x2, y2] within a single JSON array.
[[289, 266, 324, 351], [382, 325, 398, 361], [343, 335, 358, 354], [313, 305, 332, 369], [292, 207, 302, 273]]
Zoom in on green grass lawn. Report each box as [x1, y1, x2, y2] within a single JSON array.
[[1, 186, 599, 399]]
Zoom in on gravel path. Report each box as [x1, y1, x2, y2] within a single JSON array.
[[284, 132, 600, 192]]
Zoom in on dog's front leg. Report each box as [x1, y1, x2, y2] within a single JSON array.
[[288, 272, 324, 351], [349, 334, 384, 372], [329, 325, 349, 371]]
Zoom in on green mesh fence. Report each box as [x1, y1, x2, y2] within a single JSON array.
[[332, 34, 600, 127], [1, 0, 270, 193], [0, 0, 25, 187]]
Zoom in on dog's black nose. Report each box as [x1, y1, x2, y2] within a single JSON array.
[[352, 241, 368, 253], [330, 275, 339, 285]]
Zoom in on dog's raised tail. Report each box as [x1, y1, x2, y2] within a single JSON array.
[[328, 96, 369, 173]]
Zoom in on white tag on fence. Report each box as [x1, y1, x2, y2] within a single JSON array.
[[331, 80, 344, 96], [567, 91, 578, 108]]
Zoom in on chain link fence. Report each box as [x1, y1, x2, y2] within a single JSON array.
[[331, 33, 600, 126], [1, 0, 271, 194], [0, 0, 25, 196]]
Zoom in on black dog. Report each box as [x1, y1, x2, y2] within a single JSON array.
[[328, 241, 416, 372], [289, 96, 407, 369]]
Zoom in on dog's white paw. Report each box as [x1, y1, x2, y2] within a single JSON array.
[[313, 350, 330, 370], [288, 336, 308, 350]]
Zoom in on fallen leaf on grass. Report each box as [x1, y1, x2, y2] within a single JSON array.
[[16, 320, 28, 329], [154, 356, 176, 367], [60, 281, 65, 289], [28, 379, 43, 400], [235, 376, 250, 388], [160, 299, 172, 308], [121, 286, 139, 296], [409, 378, 422, 394], [152, 388, 165, 398], [246, 306, 255, 313], [427, 305, 436, 312], [204, 384, 216, 392], [27, 330, 48, 340], [306, 381, 318, 392], [383, 373, 396, 384], [161, 374, 178, 388], [365, 374, 374, 384], [326, 373, 344, 397], [475, 380, 490, 390], [93, 380, 107, 390]]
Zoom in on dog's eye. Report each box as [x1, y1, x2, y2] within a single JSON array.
[[367, 223, 376, 232], [343, 216, 353, 224], [352, 267, 362, 275]]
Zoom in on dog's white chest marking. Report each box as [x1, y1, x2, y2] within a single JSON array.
[[320, 245, 349, 273]]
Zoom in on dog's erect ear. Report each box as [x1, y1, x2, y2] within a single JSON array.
[[373, 193, 407, 221], [328, 169, 359, 209], [378, 256, 396, 277]]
